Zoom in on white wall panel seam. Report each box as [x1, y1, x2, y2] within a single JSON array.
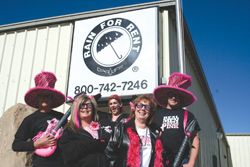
[[6, 32, 25, 108], [54, 25, 61, 73], [0, 33, 7, 73], [3, 32, 17, 112], [15, 30, 27, 104], [16, 30, 36, 106], [56, 24, 65, 112], [29, 28, 39, 88], [43, 26, 50, 70], [62, 23, 74, 113]]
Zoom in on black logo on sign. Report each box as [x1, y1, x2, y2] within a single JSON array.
[[83, 18, 142, 76]]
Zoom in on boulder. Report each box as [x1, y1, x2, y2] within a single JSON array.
[[0, 103, 35, 167]]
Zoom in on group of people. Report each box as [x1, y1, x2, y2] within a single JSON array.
[[12, 71, 200, 167]]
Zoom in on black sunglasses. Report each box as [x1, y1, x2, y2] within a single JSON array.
[[79, 103, 92, 109], [167, 92, 181, 99], [136, 103, 151, 111]]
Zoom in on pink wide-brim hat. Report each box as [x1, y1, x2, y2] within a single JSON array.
[[24, 71, 66, 108], [153, 72, 197, 107]]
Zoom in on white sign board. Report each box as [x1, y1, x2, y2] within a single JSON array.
[[67, 7, 158, 98]]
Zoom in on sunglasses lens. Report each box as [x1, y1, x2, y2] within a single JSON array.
[[145, 105, 151, 111], [136, 103, 150, 111], [136, 103, 143, 109], [168, 92, 180, 99], [80, 103, 92, 109]]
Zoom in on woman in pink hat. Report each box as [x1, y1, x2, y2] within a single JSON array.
[[105, 95, 164, 167], [59, 93, 112, 167], [12, 71, 66, 167], [108, 94, 129, 127], [153, 72, 200, 167]]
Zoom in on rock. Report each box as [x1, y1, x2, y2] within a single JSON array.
[[0, 103, 35, 167]]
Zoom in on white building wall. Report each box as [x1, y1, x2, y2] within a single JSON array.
[[0, 23, 73, 116], [227, 134, 250, 167]]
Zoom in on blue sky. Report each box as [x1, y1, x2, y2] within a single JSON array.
[[1, 0, 249, 133]]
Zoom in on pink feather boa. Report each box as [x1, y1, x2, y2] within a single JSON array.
[[126, 127, 164, 167], [154, 139, 164, 167]]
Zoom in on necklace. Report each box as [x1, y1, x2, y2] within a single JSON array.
[[143, 128, 148, 146], [136, 127, 149, 146]]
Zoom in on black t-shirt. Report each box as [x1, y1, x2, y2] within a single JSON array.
[[153, 108, 200, 158], [12, 110, 64, 167]]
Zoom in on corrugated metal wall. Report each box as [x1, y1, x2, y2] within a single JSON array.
[[227, 134, 250, 167], [184, 42, 232, 167], [0, 23, 73, 116]]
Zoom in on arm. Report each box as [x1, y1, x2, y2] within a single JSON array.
[[183, 133, 199, 167], [12, 118, 35, 152]]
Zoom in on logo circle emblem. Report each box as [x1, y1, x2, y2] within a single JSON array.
[[83, 18, 142, 76]]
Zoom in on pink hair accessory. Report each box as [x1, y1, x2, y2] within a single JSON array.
[[129, 102, 136, 113], [89, 121, 100, 131], [73, 100, 80, 129]]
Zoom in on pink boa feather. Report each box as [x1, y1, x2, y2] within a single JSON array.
[[126, 127, 164, 167]]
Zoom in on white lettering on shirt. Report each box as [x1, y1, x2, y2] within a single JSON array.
[[161, 116, 179, 131]]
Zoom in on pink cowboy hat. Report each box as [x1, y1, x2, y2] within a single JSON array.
[[153, 72, 197, 107], [24, 71, 66, 108]]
